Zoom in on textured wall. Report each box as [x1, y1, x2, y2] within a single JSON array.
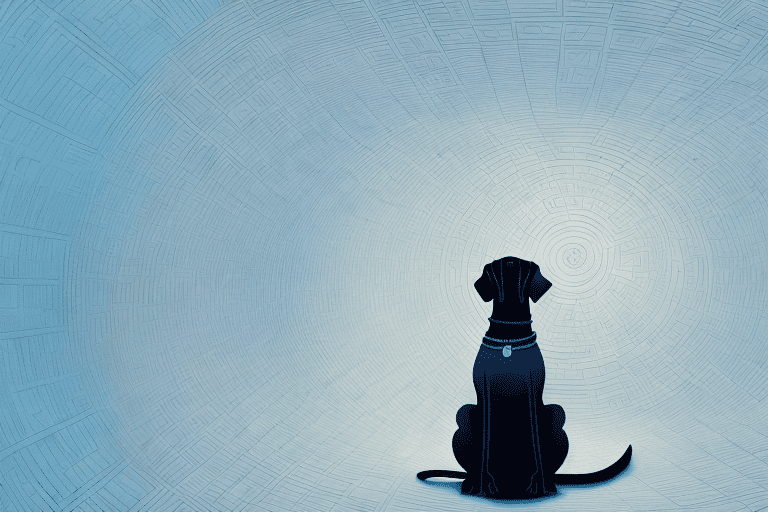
[[1, 1, 767, 510]]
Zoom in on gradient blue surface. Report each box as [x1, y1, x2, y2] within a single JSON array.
[[1, 1, 767, 510]]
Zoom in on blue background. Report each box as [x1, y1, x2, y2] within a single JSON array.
[[1, 1, 767, 510]]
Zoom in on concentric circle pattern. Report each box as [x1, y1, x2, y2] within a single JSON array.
[[1, 1, 767, 510]]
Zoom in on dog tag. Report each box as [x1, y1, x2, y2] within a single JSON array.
[[503, 345, 511, 357]]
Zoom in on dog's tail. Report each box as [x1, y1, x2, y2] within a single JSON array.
[[417, 445, 632, 485]]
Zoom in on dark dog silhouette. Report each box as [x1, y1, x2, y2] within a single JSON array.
[[418, 257, 631, 498]]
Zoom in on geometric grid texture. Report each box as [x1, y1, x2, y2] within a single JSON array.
[[1, 1, 767, 510]]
